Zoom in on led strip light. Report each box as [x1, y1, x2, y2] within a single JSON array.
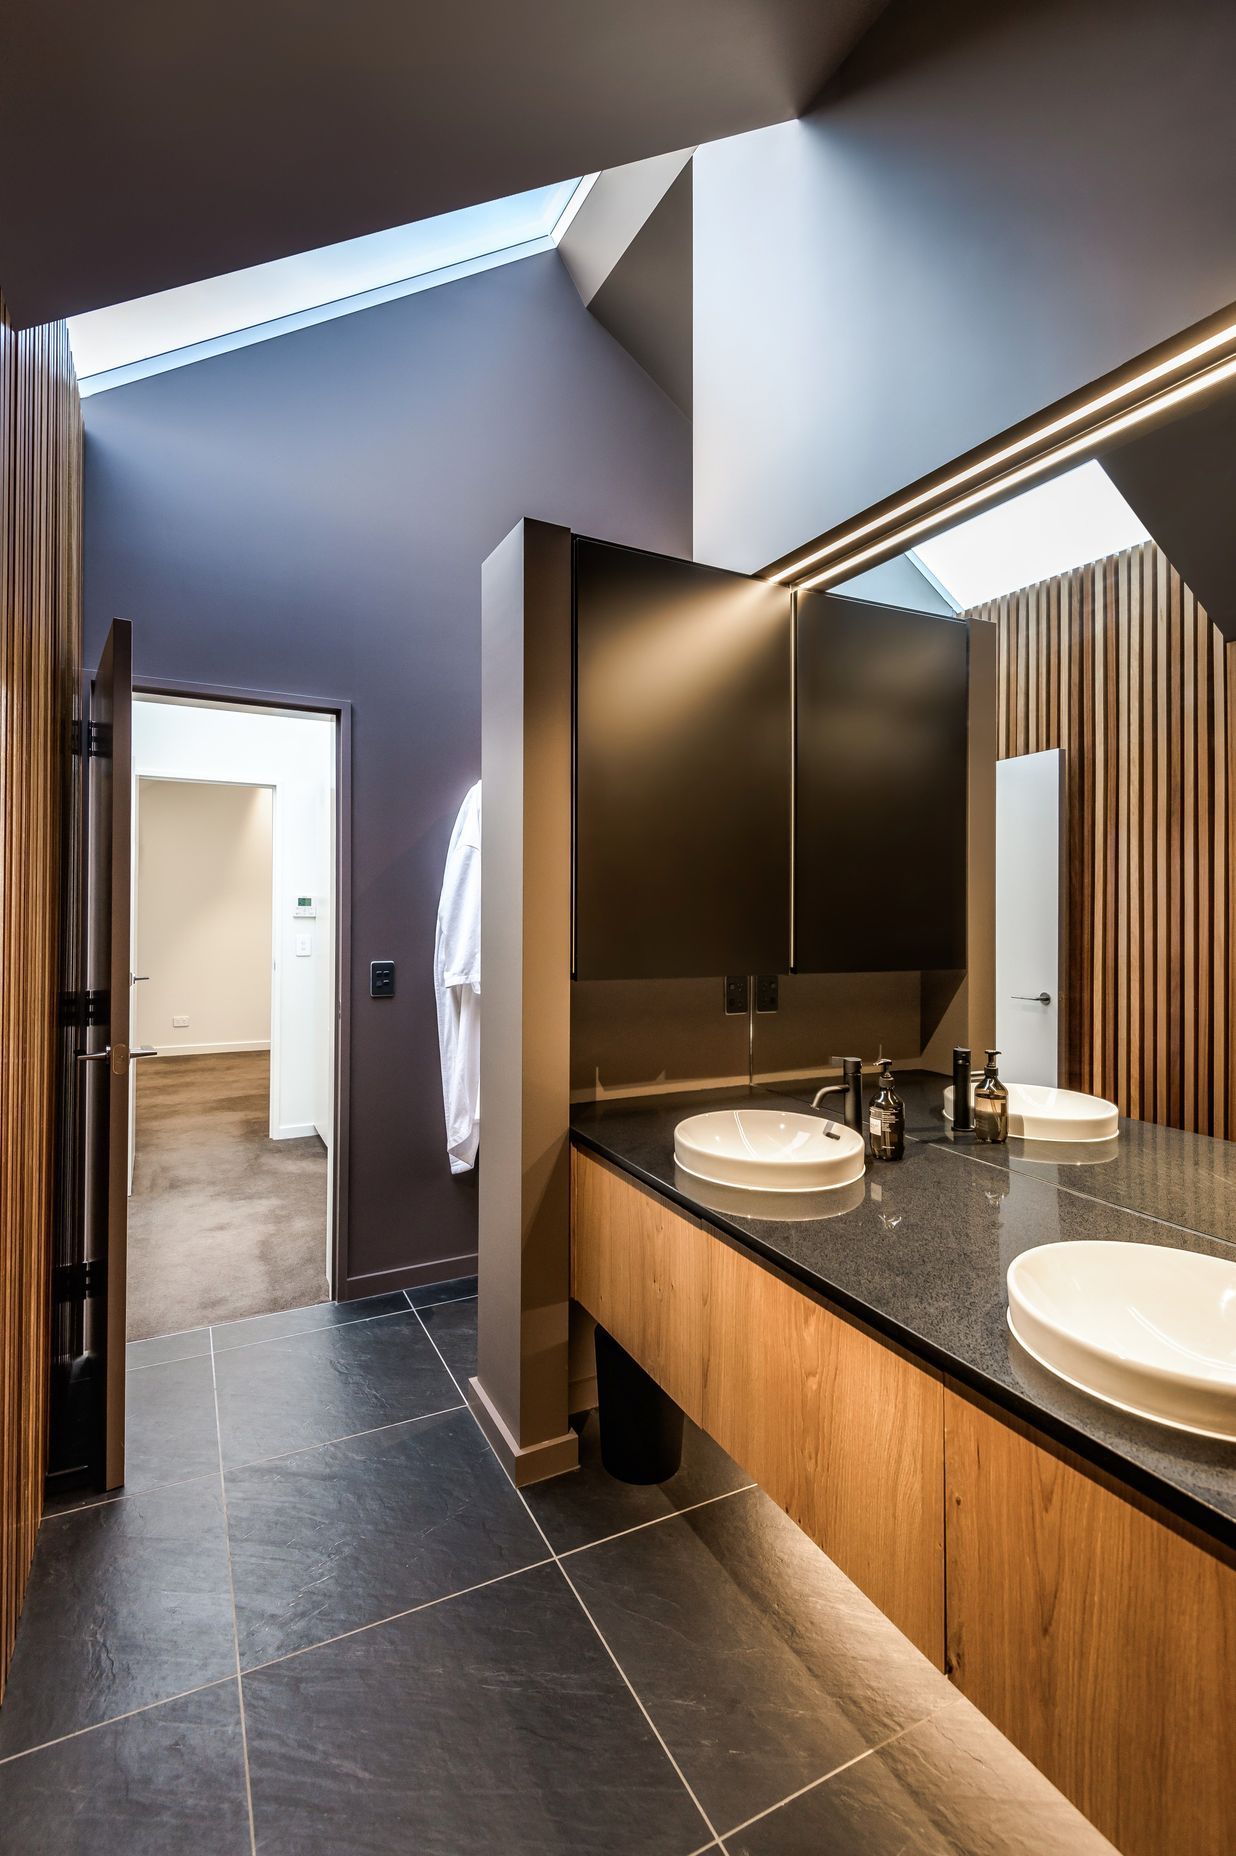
[[769, 318, 1236, 590]]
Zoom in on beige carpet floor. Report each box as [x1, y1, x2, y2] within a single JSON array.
[[127, 1050, 329, 1341]]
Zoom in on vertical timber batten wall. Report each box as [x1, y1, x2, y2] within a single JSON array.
[[0, 300, 82, 1697], [972, 539, 1233, 1138]]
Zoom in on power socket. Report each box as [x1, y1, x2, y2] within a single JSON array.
[[756, 974, 780, 1014], [724, 975, 749, 1015], [172, 1015, 189, 1028]]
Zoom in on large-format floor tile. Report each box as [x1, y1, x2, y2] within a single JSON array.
[[415, 1292, 478, 1387], [125, 1352, 221, 1492], [127, 1327, 211, 1369], [243, 1562, 710, 1855], [0, 1681, 250, 1856], [566, 1486, 953, 1834], [213, 1309, 459, 1467], [0, 1479, 237, 1759], [210, 1291, 408, 1354], [526, 1409, 751, 1554], [407, 1273, 478, 1309], [227, 1406, 549, 1666], [727, 1700, 1118, 1854]]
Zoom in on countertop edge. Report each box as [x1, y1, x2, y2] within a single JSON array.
[[569, 1125, 1236, 1558]]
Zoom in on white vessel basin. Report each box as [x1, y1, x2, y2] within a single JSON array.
[[673, 1108, 866, 1193], [944, 1080, 1119, 1142], [1007, 1240, 1236, 1439]]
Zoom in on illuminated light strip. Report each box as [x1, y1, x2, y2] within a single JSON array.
[[770, 319, 1236, 585], [795, 351, 1236, 593]]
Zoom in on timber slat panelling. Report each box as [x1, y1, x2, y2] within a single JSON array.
[[971, 540, 1232, 1138], [0, 298, 81, 1699]]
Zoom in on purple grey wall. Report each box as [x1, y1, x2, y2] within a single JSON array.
[[83, 252, 691, 1296], [694, 0, 1236, 571]]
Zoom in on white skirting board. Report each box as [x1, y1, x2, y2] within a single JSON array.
[[272, 1122, 320, 1142], [150, 1040, 271, 1056]]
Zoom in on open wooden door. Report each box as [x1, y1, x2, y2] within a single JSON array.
[[80, 620, 153, 1488]]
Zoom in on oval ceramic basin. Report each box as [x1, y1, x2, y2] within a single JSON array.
[[944, 1080, 1119, 1142], [673, 1109, 866, 1193], [1007, 1240, 1236, 1439]]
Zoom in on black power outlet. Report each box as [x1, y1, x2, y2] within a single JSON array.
[[755, 974, 780, 1013], [724, 975, 749, 1015]]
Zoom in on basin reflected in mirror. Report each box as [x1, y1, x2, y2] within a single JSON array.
[[944, 1081, 1119, 1143], [674, 1165, 866, 1223], [673, 1108, 866, 1193], [1007, 1241, 1236, 1440]]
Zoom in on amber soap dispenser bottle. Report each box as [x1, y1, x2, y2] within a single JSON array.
[[868, 1058, 905, 1161], [974, 1050, 1009, 1143]]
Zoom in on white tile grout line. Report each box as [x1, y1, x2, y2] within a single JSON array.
[[125, 1293, 467, 1373], [712, 1710, 948, 1846], [556, 1483, 758, 1560], [405, 1298, 729, 1855], [0, 1675, 240, 1768], [208, 1325, 258, 1856]]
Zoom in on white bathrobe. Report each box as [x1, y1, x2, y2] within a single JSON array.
[[434, 782, 481, 1173]]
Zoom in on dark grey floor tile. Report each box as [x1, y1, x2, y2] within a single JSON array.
[[125, 1353, 221, 1492], [213, 1309, 459, 1467], [727, 1701, 1118, 1854], [227, 1406, 549, 1666], [243, 1562, 709, 1855], [566, 1486, 953, 1835], [415, 1293, 477, 1386], [0, 1480, 237, 1759], [210, 1291, 408, 1354], [127, 1327, 211, 1369], [406, 1273, 478, 1308], [0, 1682, 250, 1856], [525, 1409, 751, 1554]]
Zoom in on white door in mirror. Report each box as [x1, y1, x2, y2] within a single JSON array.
[[944, 1080, 1118, 1142], [673, 1109, 866, 1193], [1007, 1240, 1236, 1439]]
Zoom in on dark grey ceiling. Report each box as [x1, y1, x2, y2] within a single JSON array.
[[0, 0, 888, 328]]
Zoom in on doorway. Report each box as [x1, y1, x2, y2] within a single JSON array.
[[127, 695, 339, 1339]]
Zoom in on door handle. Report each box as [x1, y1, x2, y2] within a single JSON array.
[[76, 1044, 159, 1068], [1011, 992, 1052, 1005], [131, 973, 149, 984]]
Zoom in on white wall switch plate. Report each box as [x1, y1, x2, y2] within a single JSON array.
[[172, 1014, 189, 1027], [295, 933, 312, 957]]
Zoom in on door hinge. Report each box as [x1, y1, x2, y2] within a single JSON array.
[[87, 720, 112, 758], [69, 716, 83, 757], [60, 989, 107, 1029], [53, 1260, 105, 1305]]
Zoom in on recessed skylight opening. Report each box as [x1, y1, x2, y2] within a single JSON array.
[[70, 176, 592, 393], [905, 461, 1151, 610]]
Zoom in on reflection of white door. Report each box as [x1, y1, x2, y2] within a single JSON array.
[[996, 749, 1064, 1085]]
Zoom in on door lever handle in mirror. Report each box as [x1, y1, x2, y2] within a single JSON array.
[[1011, 992, 1052, 1005], [76, 1044, 159, 1068]]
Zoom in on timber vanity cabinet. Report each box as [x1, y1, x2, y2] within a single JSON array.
[[569, 1147, 1235, 1856]]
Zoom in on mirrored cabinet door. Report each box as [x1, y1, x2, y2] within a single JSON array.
[[794, 589, 969, 974], [573, 538, 793, 980]]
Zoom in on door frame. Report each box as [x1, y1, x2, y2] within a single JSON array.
[[129, 676, 353, 1299]]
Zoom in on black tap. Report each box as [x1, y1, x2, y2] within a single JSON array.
[[812, 1056, 864, 1133]]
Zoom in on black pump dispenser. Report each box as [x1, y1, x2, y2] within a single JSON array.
[[869, 1059, 905, 1162]]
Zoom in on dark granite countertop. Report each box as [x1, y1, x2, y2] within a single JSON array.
[[570, 1075, 1236, 1551]]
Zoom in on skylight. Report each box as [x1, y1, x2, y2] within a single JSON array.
[[911, 461, 1151, 610], [69, 176, 594, 392]]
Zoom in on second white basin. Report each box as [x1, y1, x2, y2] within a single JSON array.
[[674, 1108, 866, 1193], [944, 1080, 1119, 1142], [1007, 1240, 1236, 1439]]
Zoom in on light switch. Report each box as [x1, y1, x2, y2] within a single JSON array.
[[295, 933, 312, 957]]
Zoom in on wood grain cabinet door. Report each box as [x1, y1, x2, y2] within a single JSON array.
[[944, 1388, 1236, 1856]]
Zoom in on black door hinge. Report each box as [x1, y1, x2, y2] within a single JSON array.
[[87, 720, 112, 758], [53, 1260, 105, 1305], [61, 989, 107, 1029]]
